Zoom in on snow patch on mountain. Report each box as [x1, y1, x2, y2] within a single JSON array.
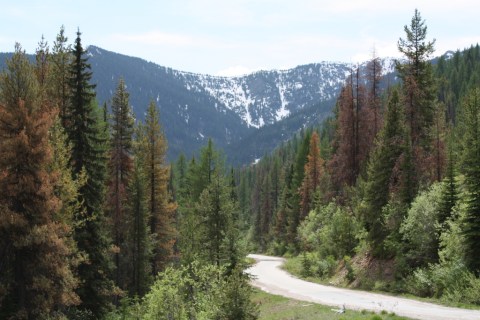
[[168, 57, 396, 129], [276, 74, 290, 121]]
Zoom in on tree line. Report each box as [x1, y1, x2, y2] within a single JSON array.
[[0, 27, 257, 319], [238, 9, 480, 304]]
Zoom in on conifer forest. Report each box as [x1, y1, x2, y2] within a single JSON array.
[[1, 9, 480, 320]]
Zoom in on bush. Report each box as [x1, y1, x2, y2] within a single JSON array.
[[400, 183, 443, 267], [343, 256, 355, 282], [269, 240, 287, 256], [301, 252, 312, 277], [298, 202, 360, 260], [407, 261, 480, 305], [141, 263, 258, 320], [315, 255, 337, 279]]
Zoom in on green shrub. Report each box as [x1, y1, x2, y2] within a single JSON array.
[[301, 252, 312, 277], [315, 255, 337, 278], [343, 256, 355, 282], [400, 183, 442, 267], [298, 202, 361, 260], [113, 263, 260, 320], [407, 261, 480, 305]]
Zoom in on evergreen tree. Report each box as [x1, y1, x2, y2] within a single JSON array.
[[438, 132, 458, 224], [430, 102, 446, 182], [362, 89, 405, 254], [138, 101, 177, 274], [396, 9, 438, 187], [34, 35, 50, 98], [289, 131, 310, 244], [259, 174, 273, 251], [459, 88, 480, 273], [366, 49, 383, 138], [105, 78, 134, 295], [126, 158, 152, 297], [299, 131, 324, 219], [50, 25, 72, 126], [0, 45, 79, 318], [195, 162, 236, 267], [329, 85, 356, 191], [67, 30, 113, 317], [192, 138, 222, 200], [397, 132, 416, 206], [174, 153, 189, 202], [177, 156, 200, 267], [49, 116, 86, 226], [273, 164, 295, 253]]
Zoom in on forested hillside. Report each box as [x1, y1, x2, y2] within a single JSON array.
[[0, 28, 257, 319], [237, 10, 480, 305]]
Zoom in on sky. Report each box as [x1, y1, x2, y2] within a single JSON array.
[[1, 0, 479, 76]]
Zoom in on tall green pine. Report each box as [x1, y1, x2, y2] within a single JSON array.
[[105, 78, 134, 296], [459, 88, 480, 273], [67, 30, 113, 317], [396, 9, 438, 188], [126, 157, 152, 297], [362, 90, 405, 254], [438, 132, 458, 224]]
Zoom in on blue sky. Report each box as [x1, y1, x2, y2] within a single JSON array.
[[1, 0, 479, 76]]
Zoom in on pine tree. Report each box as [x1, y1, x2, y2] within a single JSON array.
[[138, 101, 177, 275], [195, 163, 235, 267], [126, 158, 152, 297], [49, 116, 86, 226], [177, 156, 201, 267], [396, 9, 438, 188], [105, 78, 134, 295], [438, 132, 457, 224], [192, 138, 222, 200], [459, 88, 480, 273], [174, 153, 189, 202], [67, 30, 113, 317], [362, 89, 405, 254], [289, 131, 310, 244], [299, 131, 323, 219], [274, 165, 295, 252], [225, 167, 242, 274], [0, 44, 79, 318], [259, 174, 273, 251], [430, 102, 446, 182], [329, 85, 356, 191], [34, 35, 50, 98], [50, 25, 72, 126], [366, 49, 383, 138]]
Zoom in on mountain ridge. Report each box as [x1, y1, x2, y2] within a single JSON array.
[[0, 45, 398, 164]]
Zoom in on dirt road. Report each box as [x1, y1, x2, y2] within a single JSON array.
[[247, 254, 480, 320]]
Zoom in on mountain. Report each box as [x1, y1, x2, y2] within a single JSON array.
[[0, 46, 397, 164], [87, 46, 400, 164]]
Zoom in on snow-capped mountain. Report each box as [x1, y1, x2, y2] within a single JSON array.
[[87, 46, 372, 162], [177, 63, 353, 128], [0, 46, 397, 164], [174, 57, 397, 130]]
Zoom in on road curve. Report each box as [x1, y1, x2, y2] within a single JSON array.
[[246, 254, 480, 320]]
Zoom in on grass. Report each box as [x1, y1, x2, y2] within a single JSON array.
[[252, 288, 410, 320]]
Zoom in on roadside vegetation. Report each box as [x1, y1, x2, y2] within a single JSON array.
[[239, 9, 480, 309]]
